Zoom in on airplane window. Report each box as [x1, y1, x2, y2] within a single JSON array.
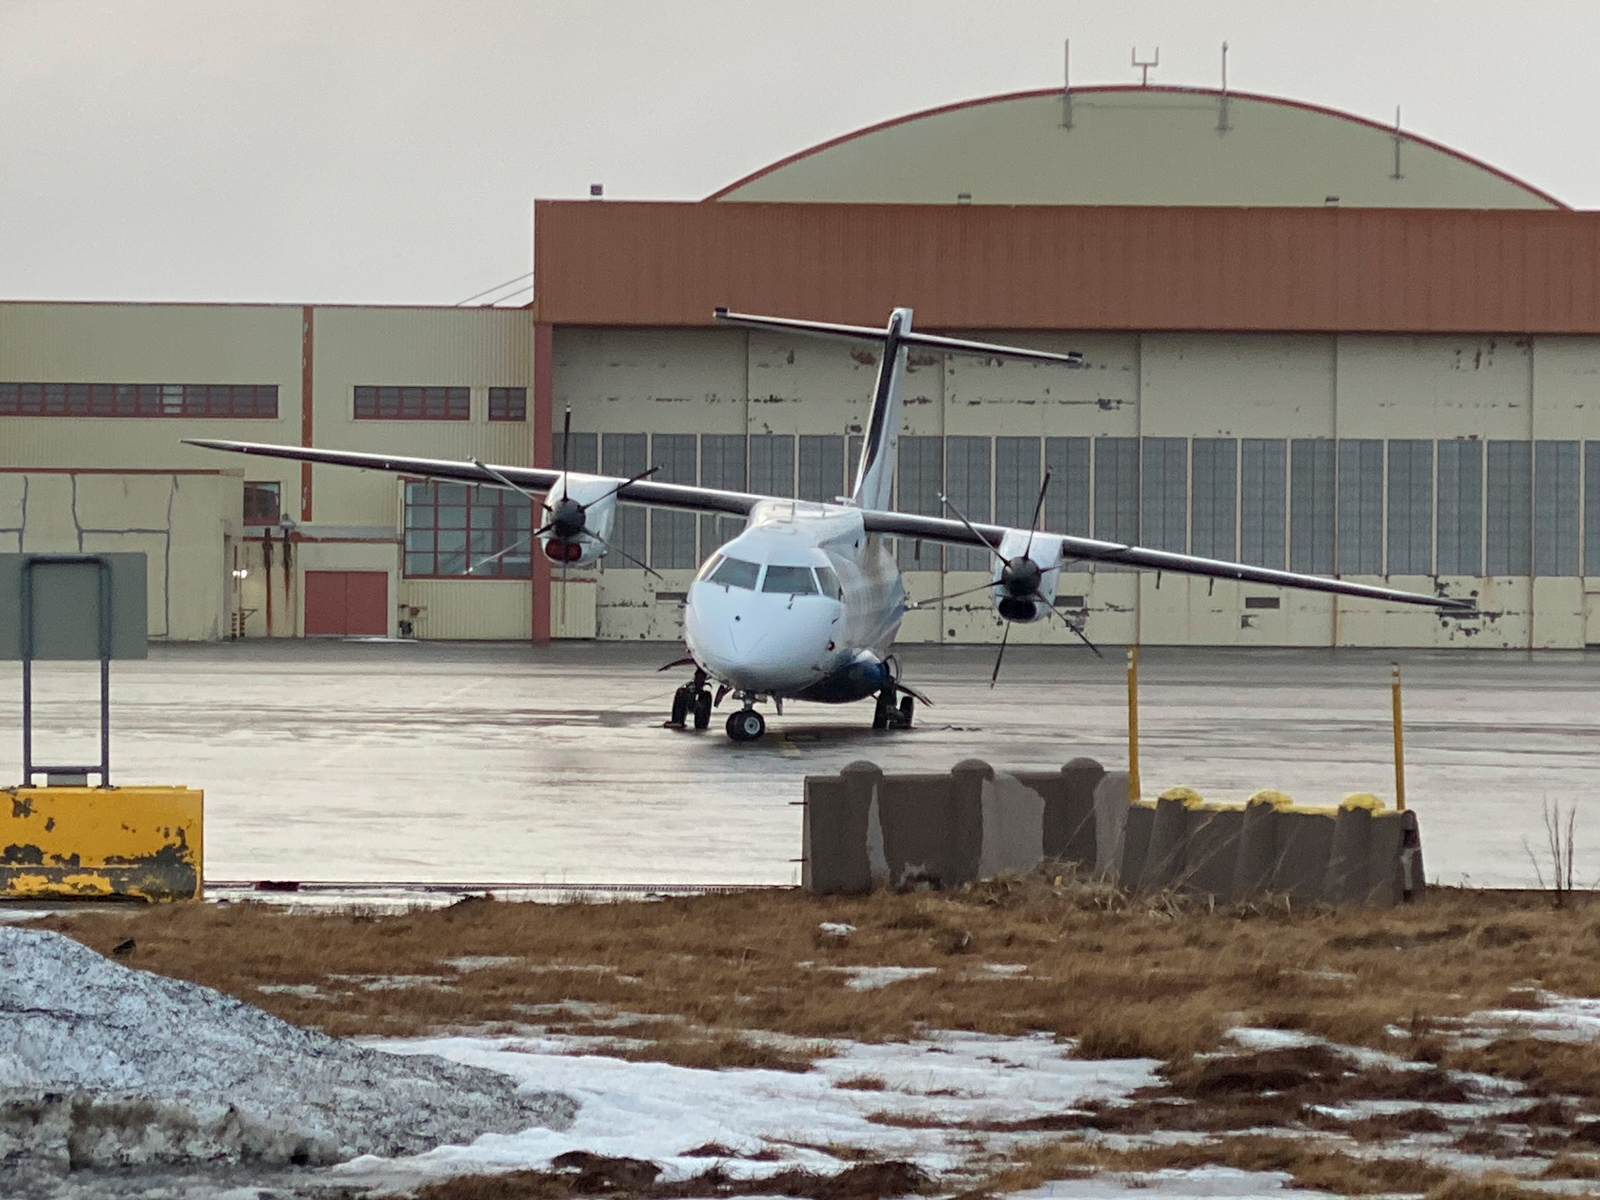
[[694, 553, 724, 583], [814, 566, 843, 600], [709, 555, 760, 590], [762, 565, 819, 595]]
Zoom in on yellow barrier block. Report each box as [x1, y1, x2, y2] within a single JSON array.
[[1157, 786, 1208, 809], [2, 786, 203, 902], [1340, 793, 1386, 812]]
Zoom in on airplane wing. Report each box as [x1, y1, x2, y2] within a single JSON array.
[[181, 440, 763, 516], [860, 509, 1478, 613], [187, 439, 1474, 613]]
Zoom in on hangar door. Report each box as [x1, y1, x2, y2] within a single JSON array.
[[304, 571, 388, 636]]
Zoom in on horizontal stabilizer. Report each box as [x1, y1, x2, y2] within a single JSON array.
[[713, 309, 1082, 366]]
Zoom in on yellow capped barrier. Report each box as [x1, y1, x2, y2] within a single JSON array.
[[2, 786, 203, 902]]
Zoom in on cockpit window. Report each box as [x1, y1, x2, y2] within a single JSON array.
[[814, 565, 843, 600], [694, 553, 724, 583], [708, 555, 760, 590], [761, 565, 819, 595]]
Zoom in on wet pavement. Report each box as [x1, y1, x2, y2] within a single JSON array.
[[1, 640, 1595, 888]]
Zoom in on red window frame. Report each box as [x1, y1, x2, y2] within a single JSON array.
[[0, 382, 278, 418], [402, 479, 533, 578], [488, 386, 527, 422], [354, 385, 469, 421]]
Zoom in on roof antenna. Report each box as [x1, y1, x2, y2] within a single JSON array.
[[1217, 41, 1231, 133], [1061, 38, 1073, 129], [1391, 105, 1405, 180], [1132, 46, 1159, 87]]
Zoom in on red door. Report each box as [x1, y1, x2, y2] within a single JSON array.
[[304, 571, 389, 636]]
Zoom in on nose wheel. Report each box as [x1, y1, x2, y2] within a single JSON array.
[[726, 708, 766, 742]]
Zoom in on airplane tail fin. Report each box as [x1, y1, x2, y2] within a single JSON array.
[[712, 308, 1083, 512]]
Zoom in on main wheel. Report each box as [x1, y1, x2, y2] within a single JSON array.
[[693, 689, 713, 730], [727, 709, 766, 741], [669, 687, 690, 727], [872, 692, 892, 730], [899, 695, 915, 727]]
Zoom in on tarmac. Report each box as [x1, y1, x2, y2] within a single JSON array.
[[1, 639, 1595, 889]]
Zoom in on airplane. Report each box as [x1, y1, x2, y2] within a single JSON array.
[[186, 307, 1476, 743]]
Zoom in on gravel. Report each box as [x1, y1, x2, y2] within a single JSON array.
[[0, 927, 577, 1178]]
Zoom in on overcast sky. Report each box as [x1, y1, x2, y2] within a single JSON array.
[[3, 0, 1597, 306]]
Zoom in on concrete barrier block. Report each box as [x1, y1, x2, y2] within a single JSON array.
[[1323, 802, 1376, 906], [1139, 793, 1199, 893], [802, 773, 873, 894], [978, 771, 1046, 879], [1184, 808, 1245, 898], [1093, 771, 1133, 877], [1048, 758, 1104, 867], [1230, 793, 1289, 901], [1268, 809, 1337, 904], [1119, 802, 1156, 889], [876, 773, 959, 891], [2, 786, 203, 902], [947, 760, 991, 885]]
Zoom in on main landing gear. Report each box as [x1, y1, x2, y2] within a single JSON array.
[[668, 669, 714, 731], [872, 686, 915, 731]]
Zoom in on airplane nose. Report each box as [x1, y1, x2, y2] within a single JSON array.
[[686, 585, 839, 690]]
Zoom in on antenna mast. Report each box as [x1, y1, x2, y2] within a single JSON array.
[[1132, 46, 1159, 87], [1061, 38, 1073, 129]]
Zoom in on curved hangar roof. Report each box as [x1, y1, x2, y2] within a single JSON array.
[[710, 86, 1565, 210]]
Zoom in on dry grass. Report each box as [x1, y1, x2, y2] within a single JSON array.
[[40, 877, 1600, 1064]]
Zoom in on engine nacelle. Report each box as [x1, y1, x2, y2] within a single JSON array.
[[990, 530, 1065, 623], [537, 472, 619, 568]]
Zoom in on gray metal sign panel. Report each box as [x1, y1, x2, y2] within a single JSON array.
[[0, 553, 149, 661]]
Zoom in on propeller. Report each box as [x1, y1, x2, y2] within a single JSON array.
[[939, 468, 1102, 684]]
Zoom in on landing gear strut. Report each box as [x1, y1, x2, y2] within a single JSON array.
[[668, 669, 714, 731]]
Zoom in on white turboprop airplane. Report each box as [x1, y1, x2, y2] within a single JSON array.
[[187, 307, 1475, 742]]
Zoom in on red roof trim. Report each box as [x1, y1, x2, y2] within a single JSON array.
[[706, 85, 1569, 211]]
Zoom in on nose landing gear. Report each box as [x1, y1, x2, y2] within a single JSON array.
[[667, 669, 714, 731], [726, 707, 766, 742]]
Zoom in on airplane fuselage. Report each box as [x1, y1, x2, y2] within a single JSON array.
[[684, 499, 907, 704]]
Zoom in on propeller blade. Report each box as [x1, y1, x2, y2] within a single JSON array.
[[908, 581, 999, 609], [591, 531, 664, 579], [1023, 468, 1052, 560], [985, 624, 1011, 691], [471, 457, 544, 504], [582, 464, 662, 511], [937, 493, 1006, 568], [561, 408, 572, 501], [466, 533, 532, 574], [1044, 600, 1104, 659]]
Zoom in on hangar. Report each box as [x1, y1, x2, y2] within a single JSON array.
[[4, 84, 1599, 648]]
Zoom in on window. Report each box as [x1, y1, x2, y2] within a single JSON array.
[[749, 434, 795, 497], [798, 435, 846, 503], [1588, 443, 1600, 575], [700, 434, 747, 557], [601, 433, 648, 568], [1535, 440, 1580, 576], [650, 434, 698, 570], [1290, 439, 1335, 573], [554, 431, 598, 472], [1486, 440, 1532, 575], [488, 387, 526, 422], [1191, 438, 1237, 561], [1094, 437, 1139, 545], [243, 481, 282, 527], [815, 565, 843, 600], [1436, 440, 1482, 576], [0, 382, 278, 418], [995, 437, 1042, 528], [1387, 439, 1433, 575], [896, 437, 943, 569], [762, 565, 819, 595], [1338, 439, 1384, 574], [1141, 437, 1188, 554], [945, 436, 992, 570], [708, 556, 760, 590], [354, 386, 468, 420], [1240, 439, 1286, 570], [404, 481, 531, 577], [1045, 437, 1092, 537]]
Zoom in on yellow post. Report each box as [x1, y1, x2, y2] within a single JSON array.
[[1390, 662, 1406, 812], [1127, 646, 1141, 801]]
